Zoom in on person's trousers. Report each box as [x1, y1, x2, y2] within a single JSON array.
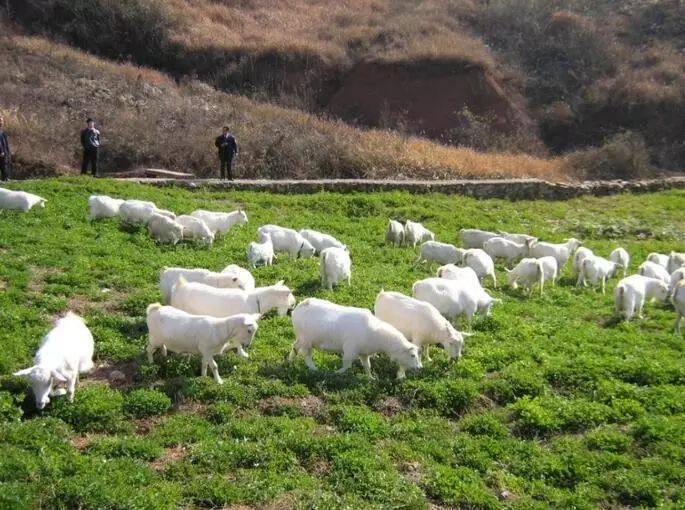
[[81, 148, 98, 176], [0, 158, 8, 181], [220, 156, 234, 180]]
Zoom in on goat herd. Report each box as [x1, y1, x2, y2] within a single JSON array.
[[3, 188, 685, 412]]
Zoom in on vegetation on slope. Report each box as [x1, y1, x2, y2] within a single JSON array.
[[5, 0, 684, 177], [0, 35, 561, 180], [1, 179, 685, 507]]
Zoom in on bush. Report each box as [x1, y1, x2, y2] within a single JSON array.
[[425, 465, 499, 508], [565, 132, 653, 180], [329, 405, 389, 440], [48, 385, 126, 433], [0, 391, 23, 422], [87, 435, 163, 462], [459, 412, 509, 438], [9, 0, 175, 67], [399, 379, 479, 417], [124, 388, 171, 418]]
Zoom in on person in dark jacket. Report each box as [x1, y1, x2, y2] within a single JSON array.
[[0, 115, 11, 181], [80, 118, 101, 177], [214, 126, 238, 180]]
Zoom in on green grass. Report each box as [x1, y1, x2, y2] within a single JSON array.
[[1, 177, 684, 509]]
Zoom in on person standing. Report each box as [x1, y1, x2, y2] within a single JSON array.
[[214, 126, 238, 180], [0, 115, 10, 181], [80, 118, 100, 177]]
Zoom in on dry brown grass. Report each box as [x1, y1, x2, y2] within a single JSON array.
[[165, 0, 491, 69], [0, 34, 565, 181]]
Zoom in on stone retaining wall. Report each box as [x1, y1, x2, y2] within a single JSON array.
[[127, 176, 685, 200]]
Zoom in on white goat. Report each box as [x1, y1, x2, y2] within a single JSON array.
[[176, 215, 214, 245], [299, 229, 345, 253], [579, 255, 622, 293], [610, 247, 630, 277], [463, 249, 497, 288], [404, 220, 435, 248], [506, 257, 557, 296], [246, 232, 274, 269], [13, 312, 94, 410], [669, 267, 685, 293], [646, 252, 669, 269], [374, 290, 470, 361], [257, 225, 316, 259], [88, 195, 123, 221], [148, 213, 184, 245], [460, 228, 498, 249], [496, 231, 538, 245], [0, 188, 46, 212], [483, 237, 530, 268], [221, 265, 256, 291], [572, 246, 594, 282], [190, 209, 248, 235], [160, 267, 251, 303], [289, 298, 422, 379], [320, 247, 352, 290], [529, 238, 582, 270], [119, 200, 173, 224], [672, 280, 685, 334], [638, 260, 671, 285], [146, 304, 259, 383], [412, 277, 500, 326], [667, 252, 685, 274], [385, 219, 405, 247], [171, 277, 296, 317], [436, 264, 481, 287], [614, 275, 669, 321], [415, 241, 466, 267]]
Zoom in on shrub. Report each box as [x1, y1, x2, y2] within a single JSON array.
[[459, 412, 509, 438], [329, 405, 389, 440], [425, 465, 499, 508], [585, 427, 632, 453], [87, 435, 163, 462], [565, 132, 653, 180], [399, 379, 479, 417], [9, 0, 175, 67], [124, 388, 171, 418], [48, 385, 126, 433], [0, 391, 23, 422]]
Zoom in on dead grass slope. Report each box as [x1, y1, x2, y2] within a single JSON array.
[[0, 35, 564, 180]]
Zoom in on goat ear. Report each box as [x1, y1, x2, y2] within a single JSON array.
[[13, 367, 34, 377], [51, 369, 69, 383], [461, 332, 474, 337], [275, 280, 285, 286], [250, 313, 262, 322], [504, 268, 511, 273]]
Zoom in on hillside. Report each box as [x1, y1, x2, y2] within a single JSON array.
[[2, 0, 684, 178], [1, 179, 684, 507], [0, 35, 561, 180]]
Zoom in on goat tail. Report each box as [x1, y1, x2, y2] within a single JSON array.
[[146, 302, 162, 315]]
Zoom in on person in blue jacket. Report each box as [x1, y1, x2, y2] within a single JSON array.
[[80, 118, 101, 176]]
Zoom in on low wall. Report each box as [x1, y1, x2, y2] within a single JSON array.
[[128, 176, 685, 200]]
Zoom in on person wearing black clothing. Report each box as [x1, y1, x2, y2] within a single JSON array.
[[214, 126, 238, 180], [0, 115, 11, 181], [80, 118, 101, 176]]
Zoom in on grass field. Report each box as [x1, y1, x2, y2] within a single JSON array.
[[1, 179, 684, 509]]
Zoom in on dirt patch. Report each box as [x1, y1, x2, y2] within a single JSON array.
[[374, 396, 405, 416], [307, 459, 331, 477], [71, 435, 93, 451], [68, 288, 126, 314], [326, 61, 534, 143], [258, 395, 325, 418], [398, 461, 423, 486], [0, 277, 6, 290], [174, 400, 209, 414], [149, 445, 187, 471], [28, 265, 64, 293], [86, 360, 137, 389]]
